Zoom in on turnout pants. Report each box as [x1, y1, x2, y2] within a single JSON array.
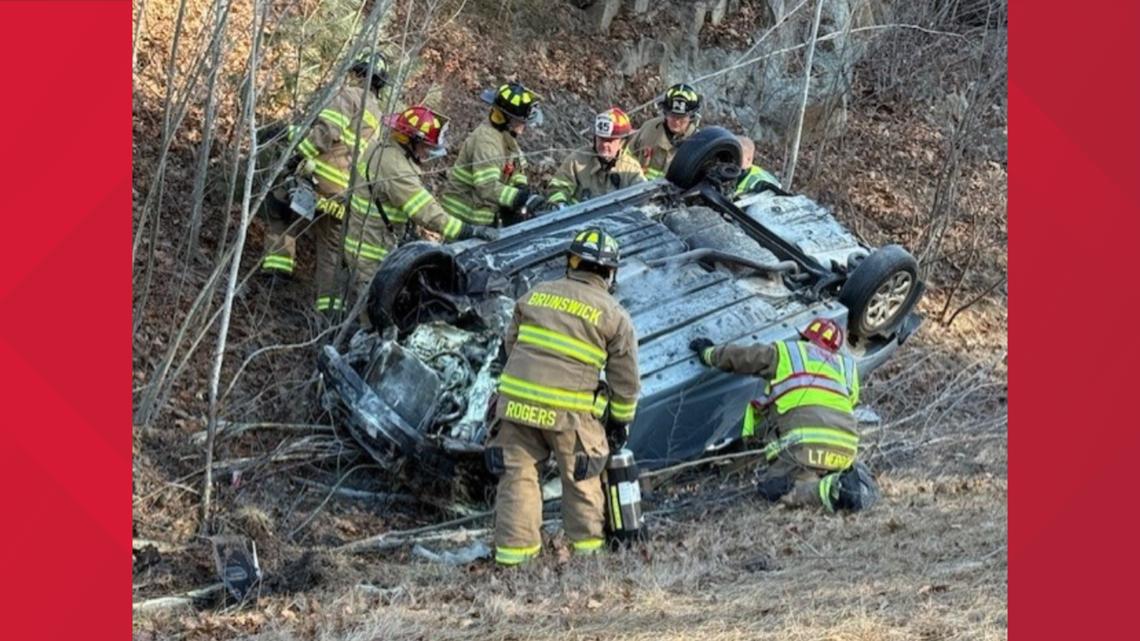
[[751, 419, 859, 512], [262, 189, 348, 312], [342, 208, 401, 328], [489, 416, 609, 566]]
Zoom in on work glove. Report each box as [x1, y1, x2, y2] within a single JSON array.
[[536, 199, 565, 215], [509, 186, 546, 214], [457, 225, 499, 242], [605, 417, 630, 452], [689, 337, 715, 366], [522, 193, 546, 213]]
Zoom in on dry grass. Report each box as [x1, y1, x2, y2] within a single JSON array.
[[134, 469, 1006, 641]]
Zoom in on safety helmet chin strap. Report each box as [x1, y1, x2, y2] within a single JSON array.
[[400, 139, 420, 165], [595, 149, 618, 171]]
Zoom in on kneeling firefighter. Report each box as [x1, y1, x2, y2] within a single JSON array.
[[690, 319, 880, 513], [487, 228, 642, 566]]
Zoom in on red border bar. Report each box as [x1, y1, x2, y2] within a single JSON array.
[[0, 1, 131, 639]]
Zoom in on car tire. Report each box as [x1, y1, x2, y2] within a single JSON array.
[[665, 127, 743, 190], [367, 242, 458, 332], [838, 245, 922, 339]]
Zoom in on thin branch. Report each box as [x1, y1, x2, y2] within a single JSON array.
[[201, 0, 266, 535], [945, 274, 1007, 327], [288, 464, 373, 539], [783, 0, 825, 190]]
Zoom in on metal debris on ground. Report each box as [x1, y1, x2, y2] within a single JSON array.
[[211, 536, 262, 602], [411, 541, 493, 565]]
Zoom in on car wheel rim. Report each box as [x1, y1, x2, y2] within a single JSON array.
[[863, 271, 913, 330]]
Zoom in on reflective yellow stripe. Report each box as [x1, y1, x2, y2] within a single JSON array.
[[440, 194, 496, 225], [471, 167, 501, 184], [341, 129, 359, 148], [609, 484, 623, 530], [499, 184, 519, 206], [763, 427, 859, 461], [261, 255, 294, 271], [498, 374, 606, 415], [571, 538, 604, 554], [380, 202, 406, 223], [343, 236, 388, 262], [547, 191, 569, 205], [517, 324, 606, 368], [742, 402, 760, 438], [452, 166, 501, 186], [401, 189, 433, 219], [297, 138, 319, 159], [350, 194, 379, 217], [311, 159, 350, 188], [645, 168, 664, 180], [319, 108, 350, 128], [443, 217, 463, 240], [495, 544, 541, 566], [609, 399, 637, 422], [362, 110, 379, 131], [315, 296, 345, 311], [818, 472, 839, 512]]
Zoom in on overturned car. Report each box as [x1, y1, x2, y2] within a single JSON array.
[[318, 128, 924, 481]]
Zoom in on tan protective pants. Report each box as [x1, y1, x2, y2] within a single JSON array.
[[489, 415, 609, 565], [263, 190, 347, 312]]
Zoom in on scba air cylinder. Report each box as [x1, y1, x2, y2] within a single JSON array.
[[604, 448, 645, 545]]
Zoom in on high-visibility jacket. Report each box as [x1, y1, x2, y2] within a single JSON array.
[[627, 115, 697, 181], [735, 165, 782, 196], [440, 122, 527, 226], [343, 140, 466, 267], [547, 147, 646, 206], [705, 339, 860, 471], [288, 81, 385, 219], [496, 270, 641, 431]]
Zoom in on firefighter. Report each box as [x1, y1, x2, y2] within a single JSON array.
[[440, 82, 546, 227], [733, 135, 783, 197], [547, 107, 645, 207], [627, 83, 701, 180], [487, 228, 641, 566], [689, 318, 880, 513], [344, 105, 497, 322], [260, 51, 390, 315]]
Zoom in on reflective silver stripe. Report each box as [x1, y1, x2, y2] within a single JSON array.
[[758, 341, 847, 405], [766, 373, 850, 400], [786, 340, 805, 371], [843, 356, 856, 394]]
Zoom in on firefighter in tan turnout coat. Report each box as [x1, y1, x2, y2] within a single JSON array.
[[547, 107, 645, 207], [440, 82, 546, 227], [488, 229, 641, 566], [261, 51, 389, 314], [344, 105, 496, 324], [627, 83, 701, 180]]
